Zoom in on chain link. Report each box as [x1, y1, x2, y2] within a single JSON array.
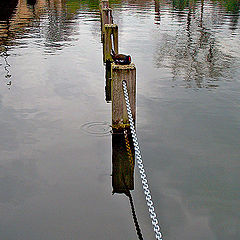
[[122, 80, 163, 240]]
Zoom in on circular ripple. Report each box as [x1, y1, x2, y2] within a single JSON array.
[[81, 121, 112, 137]]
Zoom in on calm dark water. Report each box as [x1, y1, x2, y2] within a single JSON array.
[[0, 0, 239, 239]]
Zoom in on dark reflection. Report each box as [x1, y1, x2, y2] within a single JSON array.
[[0, 0, 18, 21], [221, 0, 240, 13], [112, 128, 144, 239], [112, 128, 134, 194], [105, 61, 112, 102], [2, 49, 12, 87], [154, 0, 161, 25], [125, 191, 144, 240], [27, 0, 37, 6], [3, 54, 11, 78], [229, 12, 239, 31], [172, 0, 190, 11]]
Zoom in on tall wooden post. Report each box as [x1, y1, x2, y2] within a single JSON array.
[[103, 24, 118, 63], [112, 63, 136, 129]]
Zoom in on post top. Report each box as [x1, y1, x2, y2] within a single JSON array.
[[102, 7, 112, 11], [104, 23, 118, 28], [112, 63, 136, 70]]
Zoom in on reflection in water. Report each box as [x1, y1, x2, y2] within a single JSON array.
[[0, 47, 12, 87], [126, 191, 144, 240], [154, 0, 161, 25], [0, 0, 18, 21], [81, 121, 112, 136], [112, 129, 134, 194], [154, 0, 238, 89], [0, 0, 239, 239], [0, 0, 78, 55], [105, 61, 112, 102], [112, 128, 144, 239], [27, 0, 37, 6]]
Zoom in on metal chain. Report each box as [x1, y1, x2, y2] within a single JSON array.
[[122, 80, 163, 240]]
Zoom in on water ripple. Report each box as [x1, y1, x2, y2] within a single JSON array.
[[81, 121, 112, 137]]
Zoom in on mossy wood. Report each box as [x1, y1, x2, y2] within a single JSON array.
[[112, 63, 136, 129], [103, 24, 118, 63]]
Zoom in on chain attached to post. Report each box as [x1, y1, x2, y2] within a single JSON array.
[[122, 80, 163, 240]]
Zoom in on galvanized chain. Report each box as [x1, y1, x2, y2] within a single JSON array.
[[122, 80, 163, 240]]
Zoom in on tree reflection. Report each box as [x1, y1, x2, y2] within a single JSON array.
[[0, 0, 93, 54], [154, 0, 238, 89]]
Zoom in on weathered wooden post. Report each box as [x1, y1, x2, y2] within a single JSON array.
[[112, 63, 136, 129], [99, 0, 109, 10], [101, 8, 113, 30], [112, 128, 135, 194], [101, 8, 113, 42], [103, 24, 118, 63]]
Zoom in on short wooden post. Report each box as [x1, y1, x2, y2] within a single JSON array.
[[103, 24, 118, 63], [112, 128, 135, 194], [112, 63, 136, 129]]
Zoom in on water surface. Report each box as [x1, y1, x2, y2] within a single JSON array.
[[0, 0, 239, 239]]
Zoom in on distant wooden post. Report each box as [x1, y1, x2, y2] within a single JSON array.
[[101, 8, 113, 29], [112, 63, 136, 129], [112, 128, 135, 194], [103, 24, 118, 63], [101, 8, 113, 42], [100, 0, 109, 10]]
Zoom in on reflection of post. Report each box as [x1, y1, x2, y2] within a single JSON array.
[[200, 0, 204, 28], [103, 24, 118, 63], [154, 0, 160, 24], [112, 63, 136, 129], [112, 129, 135, 194], [105, 61, 112, 102]]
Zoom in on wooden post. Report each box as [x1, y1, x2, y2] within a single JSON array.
[[112, 128, 135, 194], [101, 8, 113, 29], [99, 0, 109, 10], [101, 8, 113, 42], [112, 63, 136, 129], [103, 24, 118, 63]]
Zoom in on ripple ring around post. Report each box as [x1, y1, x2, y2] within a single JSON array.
[[80, 121, 112, 137]]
